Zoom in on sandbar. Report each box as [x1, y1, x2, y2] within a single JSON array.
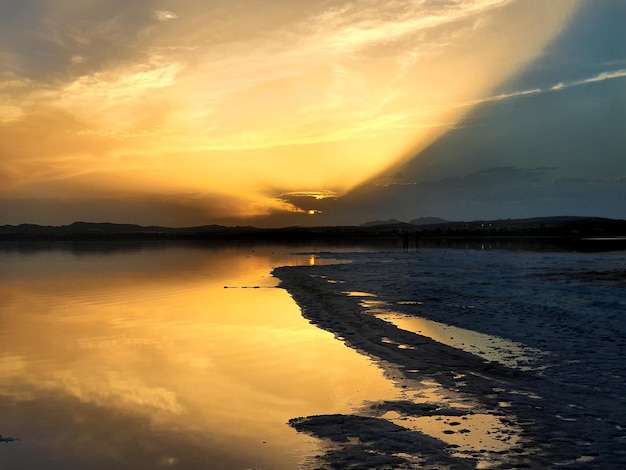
[[274, 248, 626, 469]]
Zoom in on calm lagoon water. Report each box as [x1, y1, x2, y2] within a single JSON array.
[[0, 242, 399, 469]]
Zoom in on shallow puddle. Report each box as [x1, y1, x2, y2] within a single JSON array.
[[343, 290, 377, 297], [374, 311, 545, 370], [382, 409, 519, 454]]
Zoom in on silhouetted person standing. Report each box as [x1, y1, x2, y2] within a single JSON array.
[[402, 232, 410, 252]]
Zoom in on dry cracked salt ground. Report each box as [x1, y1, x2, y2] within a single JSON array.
[[274, 248, 626, 469]]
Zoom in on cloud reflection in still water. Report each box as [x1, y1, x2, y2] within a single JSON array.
[[0, 244, 399, 469]]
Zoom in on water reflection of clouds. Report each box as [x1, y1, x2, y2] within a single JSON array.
[[0, 245, 399, 469]]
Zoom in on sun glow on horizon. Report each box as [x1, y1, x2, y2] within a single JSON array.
[[0, 0, 580, 226]]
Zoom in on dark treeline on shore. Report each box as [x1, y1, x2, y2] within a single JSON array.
[[1, 216, 625, 240], [1, 216, 626, 252]]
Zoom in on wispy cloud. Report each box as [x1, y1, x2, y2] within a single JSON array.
[[281, 190, 339, 200], [551, 69, 626, 90], [0, 105, 23, 123], [0, 0, 581, 224], [448, 68, 626, 112], [154, 10, 178, 22], [54, 60, 182, 128]]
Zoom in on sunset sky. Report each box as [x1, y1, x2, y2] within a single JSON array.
[[1, 0, 625, 227]]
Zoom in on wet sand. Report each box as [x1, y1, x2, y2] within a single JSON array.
[[274, 248, 626, 469]]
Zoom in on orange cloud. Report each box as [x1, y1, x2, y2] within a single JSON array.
[[0, 0, 580, 225]]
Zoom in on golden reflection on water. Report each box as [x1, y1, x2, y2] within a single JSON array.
[[0, 244, 399, 470], [356, 299, 527, 464], [374, 311, 544, 370]]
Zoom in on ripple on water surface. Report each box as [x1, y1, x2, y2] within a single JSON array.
[[0, 244, 399, 470]]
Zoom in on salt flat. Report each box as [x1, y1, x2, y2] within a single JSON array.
[[275, 247, 626, 469]]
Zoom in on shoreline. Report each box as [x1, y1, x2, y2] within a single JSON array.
[[274, 249, 626, 468]]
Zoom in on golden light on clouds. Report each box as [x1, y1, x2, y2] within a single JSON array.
[[0, 0, 580, 226]]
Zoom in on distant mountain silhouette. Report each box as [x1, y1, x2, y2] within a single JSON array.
[[0, 222, 258, 239], [409, 217, 450, 226], [1, 216, 625, 242], [360, 218, 405, 227], [361, 217, 450, 227]]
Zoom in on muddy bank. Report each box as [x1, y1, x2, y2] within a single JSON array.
[[274, 249, 626, 469]]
